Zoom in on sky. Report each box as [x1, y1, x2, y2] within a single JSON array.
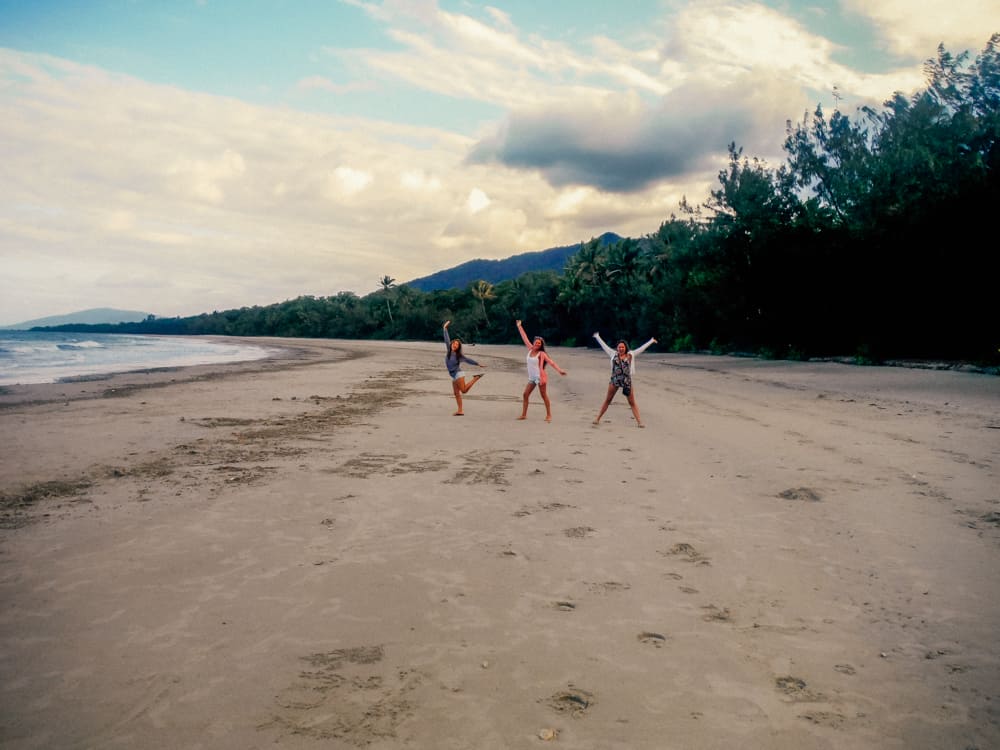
[[0, 0, 996, 324]]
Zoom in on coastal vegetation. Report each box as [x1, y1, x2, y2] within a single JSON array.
[[45, 37, 999, 365]]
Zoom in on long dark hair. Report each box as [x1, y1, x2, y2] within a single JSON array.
[[448, 336, 464, 361]]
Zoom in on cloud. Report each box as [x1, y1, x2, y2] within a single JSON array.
[[0, 48, 677, 321], [465, 187, 491, 213], [295, 75, 376, 94], [1, 1, 991, 322], [347, 1, 921, 194], [843, 0, 997, 58], [461, 1, 947, 193], [467, 72, 804, 192]]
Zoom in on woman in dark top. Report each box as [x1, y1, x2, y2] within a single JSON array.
[[443, 320, 485, 415]]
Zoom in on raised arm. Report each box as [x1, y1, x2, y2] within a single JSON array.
[[443, 320, 451, 348], [592, 332, 615, 358], [516, 320, 532, 349], [632, 337, 657, 356]]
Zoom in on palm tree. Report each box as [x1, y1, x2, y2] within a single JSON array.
[[471, 280, 496, 324], [379, 275, 396, 323]]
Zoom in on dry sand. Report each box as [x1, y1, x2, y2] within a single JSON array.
[[1, 336, 998, 749]]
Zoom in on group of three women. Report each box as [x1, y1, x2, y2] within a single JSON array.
[[443, 320, 657, 427]]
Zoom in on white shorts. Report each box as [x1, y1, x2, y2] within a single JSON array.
[[451, 370, 467, 381]]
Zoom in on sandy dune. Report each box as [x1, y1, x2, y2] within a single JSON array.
[[1, 337, 998, 749]]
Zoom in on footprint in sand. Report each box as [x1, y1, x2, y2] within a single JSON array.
[[701, 604, 732, 622], [778, 487, 822, 502], [586, 581, 631, 594], [662, 542, 711, 565], [799, 711, 847, 727], [775, 675, 825, 702], [637, 631, 667, 647], [262, 645, 421, 744], [544, 687, 595, 717]]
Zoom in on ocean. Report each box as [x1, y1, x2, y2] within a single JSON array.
[[0, 331, 276, 386]]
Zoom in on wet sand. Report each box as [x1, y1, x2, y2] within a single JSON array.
[[1, 337, 998, 749]]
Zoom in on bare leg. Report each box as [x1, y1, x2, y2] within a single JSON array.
[[519, 382, 536, 419], [452, 380, 464, 415], [627, 389, 643, 427], [539, 383, 553, 421], [594, 383, 618, 424], [461, 373, 484, 394]]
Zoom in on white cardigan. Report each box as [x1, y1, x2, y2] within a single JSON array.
[[593, 333, 656, 374]]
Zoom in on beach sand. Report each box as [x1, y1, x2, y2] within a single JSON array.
[[1, 337, 998, 749]]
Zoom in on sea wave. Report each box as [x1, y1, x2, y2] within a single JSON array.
[[56, 340, 106, 351], [0, 332, 276, 386]]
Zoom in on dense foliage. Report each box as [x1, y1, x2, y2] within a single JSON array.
[[46, 37, 999, 364]]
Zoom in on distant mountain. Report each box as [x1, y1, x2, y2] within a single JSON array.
[[405, 232, 622, 292], [5, 307, 152, 330]]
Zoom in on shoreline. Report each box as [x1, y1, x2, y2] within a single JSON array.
[[3, 334, 995, 411], [0, 336, 348, 409], [1, 338, 998, 748]]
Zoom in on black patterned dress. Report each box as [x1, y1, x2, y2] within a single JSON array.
[[610, 354, 632, 392]]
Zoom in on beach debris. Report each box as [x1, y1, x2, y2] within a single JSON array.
[[538, 727, 559, 740], [554, 601, 576, 611]]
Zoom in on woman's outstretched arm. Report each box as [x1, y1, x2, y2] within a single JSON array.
[[542, 352, 567, 376], [516, 320, 532, 349], [592, 332, 615, 358], [632, 337, 658, 356]]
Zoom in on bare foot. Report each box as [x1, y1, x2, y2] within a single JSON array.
[[545, 415, 552, 422], [453, 411, 464, 416], [517, 415, 527, 420], [592, 419, 601, 425], [637, 422, 645, 428]]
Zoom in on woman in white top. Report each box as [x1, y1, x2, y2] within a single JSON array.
[[516, 320, 567, 422], [592, 332, 657, 427]]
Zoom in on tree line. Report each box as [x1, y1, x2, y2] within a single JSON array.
[[46, 37, 999, 365]]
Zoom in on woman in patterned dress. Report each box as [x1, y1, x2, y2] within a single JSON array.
[[592, 332, 657, 427]]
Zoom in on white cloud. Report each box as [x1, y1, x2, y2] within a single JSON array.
[[465, 187, 491, 213], [842, 0, 997, 58], [295, 75, 376, 94], [328, 166, 375, 197], [400, 169, 442, 191], [167, 149, 247, 205]]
